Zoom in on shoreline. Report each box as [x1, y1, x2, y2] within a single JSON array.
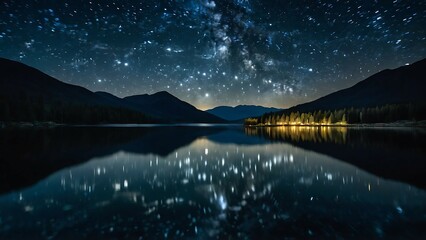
[[0, 121, 65, 129], [244, 120, 426, 128], [0, 121, 239, 129], [1, 120, 426, 129]]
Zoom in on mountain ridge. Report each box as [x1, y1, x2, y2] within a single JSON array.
[[124, 91, 224, 122], [207, 105, 282, 121], [286, 58, 426, 113], [0, 58, 224, 123]]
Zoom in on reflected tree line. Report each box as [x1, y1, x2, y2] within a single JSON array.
[[245, 126, 426, 189], [245, 126, 348, 144], [245, 103, 426, 126]]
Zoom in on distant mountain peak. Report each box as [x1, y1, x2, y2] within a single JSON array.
[[123, 91, 224, 123], [153, 90, 173, 96], [207, 105, 282, 121]]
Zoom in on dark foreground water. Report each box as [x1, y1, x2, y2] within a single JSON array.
[[0, 125, 425, 239]]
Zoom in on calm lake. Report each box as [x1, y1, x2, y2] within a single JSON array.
[[0, 125, 425, 239]]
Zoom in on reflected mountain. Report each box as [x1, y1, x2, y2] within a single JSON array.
[[1, 125, 425, 195], [246, 126, 426, 189], [3, 129, 425, 239], [0, 126, 231, 194]]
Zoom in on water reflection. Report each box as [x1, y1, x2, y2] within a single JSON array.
[[246, 126, 426, 189], [0, 126, 425, 239], [0, 126, 225, 194], [246, 126, 348, 144]]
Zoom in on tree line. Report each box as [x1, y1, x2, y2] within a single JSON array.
[[245, 103, 426, 126], [0, 93, 156, 124]]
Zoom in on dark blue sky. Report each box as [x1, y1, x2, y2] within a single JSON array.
[[1, 0, 425, 109]]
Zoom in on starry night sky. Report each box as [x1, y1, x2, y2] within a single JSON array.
[[0, 1, 425, 109]]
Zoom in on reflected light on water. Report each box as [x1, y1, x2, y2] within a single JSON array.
[[246, 126, 348, 144], [0, 126, 425, 239]]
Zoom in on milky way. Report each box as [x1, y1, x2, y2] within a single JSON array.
[[0, 0, 425, 109]]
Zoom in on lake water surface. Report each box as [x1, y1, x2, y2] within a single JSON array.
[[0, 125, 425, 239]]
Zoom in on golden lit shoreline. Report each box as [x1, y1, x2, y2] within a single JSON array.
[[245, 125, 348, 144]]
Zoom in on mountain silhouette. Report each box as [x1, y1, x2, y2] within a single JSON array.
[[287, 58, 426, 113], [0, 58, 121, 107], [207, 105, 282, 121], [124, 91, 224, 123], [0, 58, 223, 123]]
